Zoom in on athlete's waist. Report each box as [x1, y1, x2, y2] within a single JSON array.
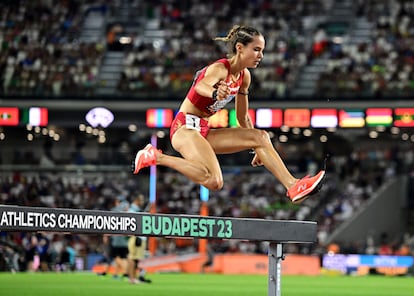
[[179, 97, 212, 119]]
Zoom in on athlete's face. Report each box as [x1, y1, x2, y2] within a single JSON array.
[[239, 35, 265, 68]]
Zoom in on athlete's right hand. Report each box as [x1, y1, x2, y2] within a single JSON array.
[[216, 80, 230, 100]]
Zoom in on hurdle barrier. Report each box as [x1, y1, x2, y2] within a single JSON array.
[[0, 205, 317, 296]]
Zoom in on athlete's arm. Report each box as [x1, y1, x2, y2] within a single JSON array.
[[236, 69, 263, 166], [235, 69, 253, 128], [194, 63, 229, 100]]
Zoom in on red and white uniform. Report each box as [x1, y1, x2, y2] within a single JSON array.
[[186, 58, 244, 116], [170, 59, 244, 140]]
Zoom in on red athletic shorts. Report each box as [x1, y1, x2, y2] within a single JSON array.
[[170, 112, 210, 141]]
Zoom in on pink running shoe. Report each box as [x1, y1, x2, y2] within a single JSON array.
[[287, 170, 325, 204], [132, 144, 160, 174]]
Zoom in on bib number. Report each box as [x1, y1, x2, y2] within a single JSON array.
[[185, 114, 201, 131]]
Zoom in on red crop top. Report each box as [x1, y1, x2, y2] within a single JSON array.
[[186, 58, 244, 116]]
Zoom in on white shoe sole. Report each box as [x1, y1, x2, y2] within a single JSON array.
[[133, 144, 153, 174]]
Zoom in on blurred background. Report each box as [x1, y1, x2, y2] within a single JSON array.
[[0, 0, 414, 277]]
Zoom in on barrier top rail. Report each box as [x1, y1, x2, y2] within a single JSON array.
[[0, 205, 317, 243]]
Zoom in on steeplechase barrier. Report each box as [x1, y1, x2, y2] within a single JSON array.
[[0, 205, 317, 296]]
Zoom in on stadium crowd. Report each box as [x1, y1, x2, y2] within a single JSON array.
[[316, 0, 414, 98], [2, 0, 413, 99], [116, 0, 329, 98], [0, 0, 106, 97]]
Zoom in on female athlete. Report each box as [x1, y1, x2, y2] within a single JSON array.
[[133, 25, 325, 204]]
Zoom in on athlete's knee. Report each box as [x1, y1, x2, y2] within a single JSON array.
[[202, 175, 223, 191], [252, 129, 271, 146]]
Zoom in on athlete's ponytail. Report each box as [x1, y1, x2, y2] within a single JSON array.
[[214, 25, 262, 57]]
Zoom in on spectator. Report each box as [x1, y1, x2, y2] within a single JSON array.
[[126, 193, 151, 284]]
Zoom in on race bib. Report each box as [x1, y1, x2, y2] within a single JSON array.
[[185, 114, 201, 131]]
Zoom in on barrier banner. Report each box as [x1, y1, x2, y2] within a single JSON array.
[[0, 205, 317, 243]]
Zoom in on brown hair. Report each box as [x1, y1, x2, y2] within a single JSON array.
[[214, 25, 262, 57]]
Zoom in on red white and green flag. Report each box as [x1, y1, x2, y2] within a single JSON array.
[[22, 107, 48, 126]]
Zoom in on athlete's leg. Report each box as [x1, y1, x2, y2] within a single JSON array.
[[155, 127, 224, 190], [206, 128, 297, 189], [133, 125, 324, 201]]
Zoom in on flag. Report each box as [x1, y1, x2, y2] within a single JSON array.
[[146, 109, 174, 128], [365, 108, 393, 127], [255, 108, 282, 128], [0, 107, 19, 126], [229, 109, 256, 127], [284, 109, 310, 127], [338, 109, 365, 128], [311, 109, 337, 128], [28, 107, 48, 126], [394, 108, 414, 127]]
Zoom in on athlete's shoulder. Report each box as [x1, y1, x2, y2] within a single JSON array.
[[209, 58, 229, 68], [205, 59, 229, 76], [215, 58, 230, 65]]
